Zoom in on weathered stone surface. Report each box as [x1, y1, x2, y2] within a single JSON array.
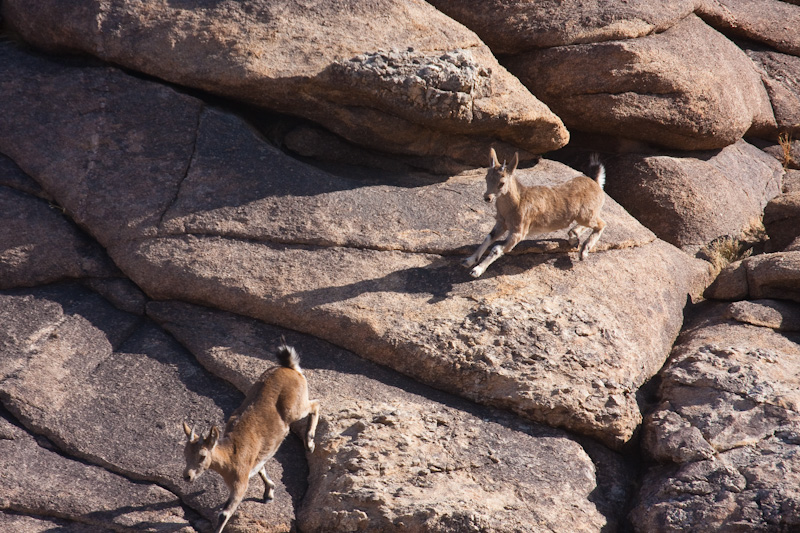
[[747, 49, 800, 136], [631, 304, 800, 532], [0, 410, 192, 532], [604, 140, 784, 250], [505, 15, 776, 151], [427, 0, 696, 53], [764, 192, 800, 252], [0, 512, 110, 533], [0, 284, 303, 532], [725, 299, 800, 331], [0, 160, 117, 289], [786, 170, 800, 192], [148, 300, 633, 533], [0, 41, 708, 448], [706, 252, 800, 302], [698, 0, 800, 56], [0, 0, 568, 166]]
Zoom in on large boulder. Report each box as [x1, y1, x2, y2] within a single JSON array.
[[0, 43, 709, 449], [697, 0, 800, 56], [630, 304, 800, 531], [0, 0, 567, 167], [604, 140, 784, 250], [426, 0, 697, 53], [504, 14, 776, 151], [148, 301, 633, 532]]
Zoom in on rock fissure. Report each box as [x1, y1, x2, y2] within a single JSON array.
[[157, 106, 205, 230]]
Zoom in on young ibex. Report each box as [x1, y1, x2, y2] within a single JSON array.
[[463, 148, 606, 278], [182, 344, 320, 533]]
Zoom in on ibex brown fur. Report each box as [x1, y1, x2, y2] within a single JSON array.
[[183, 345, 319, 533], [464, 148, 606, 278]]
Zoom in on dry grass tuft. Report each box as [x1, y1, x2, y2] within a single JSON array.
[[698, 218, 766, 276], [779, 132, 797, 169]]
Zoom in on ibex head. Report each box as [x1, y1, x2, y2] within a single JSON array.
[[182, 422, 219, 482], [484, 148, 521, 203]]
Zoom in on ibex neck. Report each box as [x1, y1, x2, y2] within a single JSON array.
[[501, 177, 522, 205]]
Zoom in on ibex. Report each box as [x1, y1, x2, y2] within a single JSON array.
[[183, 344, 320, 533], [463, 148, 606, 278]]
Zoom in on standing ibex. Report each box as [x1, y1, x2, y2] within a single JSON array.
[[183, 344, 320, 533], [463, 148, 606, 278]]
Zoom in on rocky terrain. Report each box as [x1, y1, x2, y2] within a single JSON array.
[[1, 1, 799, 532]]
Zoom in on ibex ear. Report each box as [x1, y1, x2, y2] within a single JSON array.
[[183, 422, 197, 441], [205, 426, 220, 448], [509, 152, 520, 174], [489, 147, 500, 168]]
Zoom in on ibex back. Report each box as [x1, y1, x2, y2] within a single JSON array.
[[463, 148, 606, 278], [183, 344, 319, 533]]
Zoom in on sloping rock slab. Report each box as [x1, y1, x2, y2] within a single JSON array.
[[747, 49, 800, 135], [505, 15, 775, 151], [631, 304, 800, 531], [147, 300, 633, 533], [0, 172, 118, 290], [604, 140, 784, 249], [0, 284, 303, 532], [0, 410, 193, 532], [0, 0, 568, 166], [706, 251, 800, 302], [0, 42, 707, 448], [0, 513, 113, 533], [428, 0, 696, 53], [122, 237, 704, 449], [697, 0, 800, 56]]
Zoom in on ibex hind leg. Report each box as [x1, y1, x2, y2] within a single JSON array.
[[258, 468, 275, 502], [305, 400, 320, 453]]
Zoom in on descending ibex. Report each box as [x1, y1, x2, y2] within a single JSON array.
[[463, 148, 606, 278], [183, 344, 320, 533]]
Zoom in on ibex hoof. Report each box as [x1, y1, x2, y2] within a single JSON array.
[[462, 257, 476, 268], [306, 439, 315, 453], [469, 267, 483, 278]]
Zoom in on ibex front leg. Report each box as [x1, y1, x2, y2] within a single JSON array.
[[216, 481, 247, 533], [469, 231, 524, 278], [463, 221, 506, 269]]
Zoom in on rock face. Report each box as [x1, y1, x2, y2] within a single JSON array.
[[0, 42, 707, 449], [604, 140, 784, 250], [631, 304, 800, 532], [0, 0, 568, 166], [3, 0, 800, 530], [505, 15, 775, 150]]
